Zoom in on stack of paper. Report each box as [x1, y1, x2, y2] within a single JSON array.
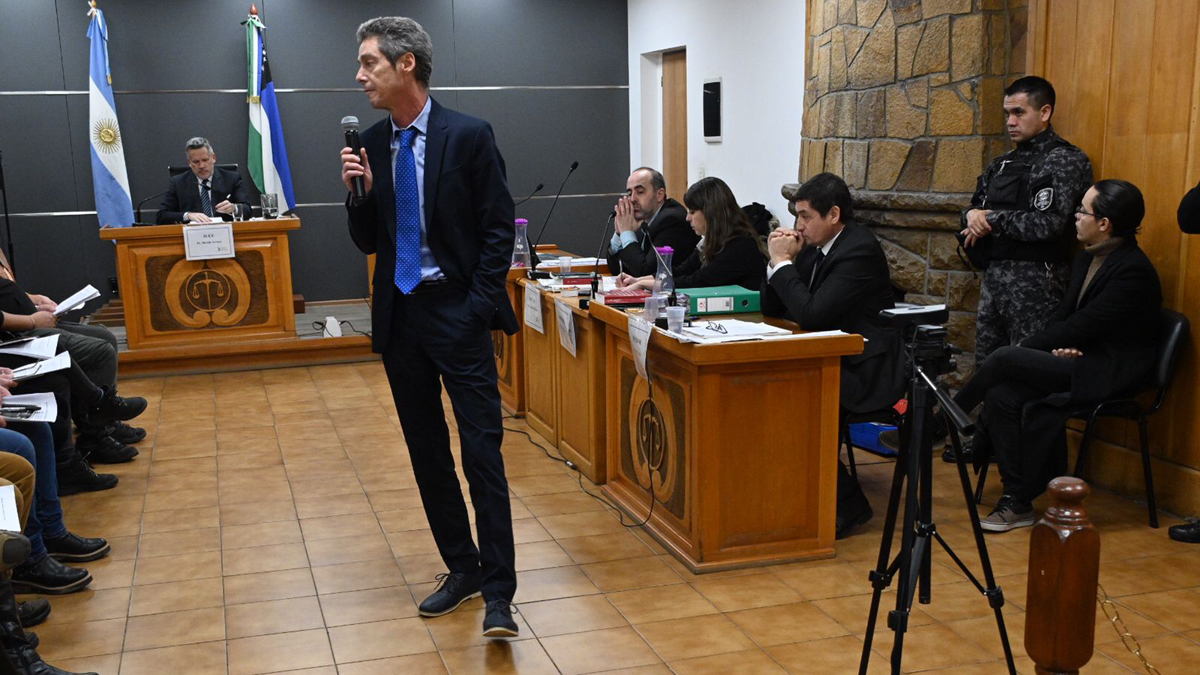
[[0, 392, 58, 423], [0, 335, 59, 359], [678, 319, 792, 344], [11, 352, 71, 381], [54, 285, 101, 316]]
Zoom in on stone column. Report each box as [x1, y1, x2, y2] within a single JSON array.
[[789, 0, 1027, 381]]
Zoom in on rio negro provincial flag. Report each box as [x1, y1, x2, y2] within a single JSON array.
[[244, 10, 296, 213], [87, 5, 134, 228]]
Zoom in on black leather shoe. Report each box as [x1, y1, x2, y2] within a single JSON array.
[[836, 499, 874, 540], [10, 557, 92, 595], [108, 422, 146, 445], [77, 434, 138, 464], [18, 600, 50, 628], [482, 599, 519, 638], [56, 458, 118, 496], [942, 438, 974, 464], [88, 389, 146, 424], [1168, 521, 1200, 543], [3, 638, 98, 675], [418, 572, 482, 617], [45, 533, 110, 563]]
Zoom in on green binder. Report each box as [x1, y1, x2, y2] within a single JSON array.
[[677, 285, 761, 315]]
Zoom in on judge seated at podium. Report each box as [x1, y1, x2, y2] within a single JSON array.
[[615, 177, 766, 291], [156, 137, 252, 224]]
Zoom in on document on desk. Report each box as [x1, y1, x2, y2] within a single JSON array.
[[680, 319, 792, 344], [0, 485, 20, 532], [628, 315, 653, 380], [760, 329, 853, 341], [11, 351, 71, 381], [554, 299, 576, 357], [54, 284, 101, 316], [0, 392, 58, 423], [0, 335, 58, 360], [524, 282, 544, 334]]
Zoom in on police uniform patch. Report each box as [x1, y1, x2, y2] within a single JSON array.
[[1033, 187, 1054, 211]]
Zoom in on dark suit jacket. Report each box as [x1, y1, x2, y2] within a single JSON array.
[[761, 222, 905, 413], [605, 199, 699, 277], [347, 98, 518, 353], [1021, 238, 1162, 405], [1179, 181, 1200, 234], [673, 235, 765, 291], [156, 167, 252, 224]]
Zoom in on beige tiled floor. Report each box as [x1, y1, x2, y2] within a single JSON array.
[[28, 363, 1200, 673]]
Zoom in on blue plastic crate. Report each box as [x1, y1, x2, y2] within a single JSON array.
[[849, 422, 898, 458]]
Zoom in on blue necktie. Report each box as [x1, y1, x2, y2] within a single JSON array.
[[394, 128, 421, 294]]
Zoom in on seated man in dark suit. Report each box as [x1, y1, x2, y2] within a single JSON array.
[[761, 172, 906, 539], [1172, 180, 1200, 543], [155, 137, 252, 224], [954, 179, 1162, 532], [605, 167, 699, 276]]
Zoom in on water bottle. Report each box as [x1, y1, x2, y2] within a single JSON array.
[[653, 246, 674, 296], [511, 218, 531, 268]]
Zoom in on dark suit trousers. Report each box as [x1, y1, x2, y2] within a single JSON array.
[[954, 346, 1073, 504], [382, 283, 516, 602]]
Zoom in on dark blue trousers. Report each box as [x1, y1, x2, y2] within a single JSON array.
[[382, 283, 516, 603]]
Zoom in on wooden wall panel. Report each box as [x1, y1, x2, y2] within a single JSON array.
[[1029, 0, 1200, 515]]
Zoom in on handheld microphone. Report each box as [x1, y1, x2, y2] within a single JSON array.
[[590, 212, 617, 298], [341, 115, 366, 205], [136, 190, 169, 224], [514, 183, 544, 208], [530, 161, 579, 265]]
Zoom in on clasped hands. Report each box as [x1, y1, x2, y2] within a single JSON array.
[[767, 228, 803, 266], [613, 196, 639, 235], [960, 209, 993, 248]]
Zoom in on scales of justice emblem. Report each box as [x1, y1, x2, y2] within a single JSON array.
[[164, 258, 253, 328]]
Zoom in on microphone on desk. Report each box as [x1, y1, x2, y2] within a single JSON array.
[[514, 183, 544, 208], [590, 211, 617, 299], [341, 115, 366, 205], [530, 161, 579, 269], [134, 190, 169, 225]]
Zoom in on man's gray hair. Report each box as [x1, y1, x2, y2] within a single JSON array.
[[185, 137, 213, 155], [633, 167, 667, 194], [357, 17, 433, 86]]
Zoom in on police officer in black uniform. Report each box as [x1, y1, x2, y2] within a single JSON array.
[[960, 76, 1094, 366]]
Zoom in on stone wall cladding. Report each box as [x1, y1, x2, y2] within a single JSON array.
[[797, 0, 1028, 382]]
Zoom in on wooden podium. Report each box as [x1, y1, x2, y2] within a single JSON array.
[[590, 302, 864, 572], [100, 218, 299, 350]]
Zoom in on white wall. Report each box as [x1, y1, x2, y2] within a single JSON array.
[[627, 0, 806, 223]]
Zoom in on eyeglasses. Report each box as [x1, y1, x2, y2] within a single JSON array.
[[1075, 207, 1101, 218], [705, 321, 727, 334]]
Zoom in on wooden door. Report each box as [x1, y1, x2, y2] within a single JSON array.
[[1027, 0, 1200, 515], [662, 49, 688, 202]]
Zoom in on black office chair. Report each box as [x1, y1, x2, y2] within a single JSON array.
[[167, 163, 239, 177], [839, 406, 903, 482], [973, 309, 1190, 528]]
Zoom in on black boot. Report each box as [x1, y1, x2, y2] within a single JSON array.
[[0, 575, 96, 675], [835, 461, 873, 539], [17, 600, 49, 628], [76, 434, 137, 464], [87, 387, 146, 424], [107, 422, 146, 445], [55, 451, 118, 496], [10, 557, 91, 595], [45, 533, 109, 564]]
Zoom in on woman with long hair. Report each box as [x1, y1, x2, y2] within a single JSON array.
[[617, 177, 766, 291]]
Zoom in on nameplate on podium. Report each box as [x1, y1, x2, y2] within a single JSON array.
[[184, 223, 236, 261]]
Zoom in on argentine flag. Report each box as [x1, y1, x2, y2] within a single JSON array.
[[245, 11, 296, 213], [87, 6, 134, 228]]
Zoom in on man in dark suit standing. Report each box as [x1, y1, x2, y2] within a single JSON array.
[[155, 137, 251, 224], [761, 172, 906, 539], [339, 16, 520, 638], [605, 167, 698, 276]]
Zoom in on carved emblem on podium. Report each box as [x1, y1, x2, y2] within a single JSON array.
[[621, 363, 687, 520], [147, 252, 271, 332]]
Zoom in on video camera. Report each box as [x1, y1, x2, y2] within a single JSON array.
[[880, 304, 956, 378]]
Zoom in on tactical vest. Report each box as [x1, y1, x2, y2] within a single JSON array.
[[959, 138, 1073, 270]]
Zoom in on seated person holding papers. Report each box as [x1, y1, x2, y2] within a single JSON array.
[[761, 172, 906, 539], [953, 179, 1162, 532], [156, 137, 252, 224], [606, 167, 698, 277], [616, 177, 766, 291]]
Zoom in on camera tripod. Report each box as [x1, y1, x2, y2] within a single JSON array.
[[858, 341, 1016, 675]]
